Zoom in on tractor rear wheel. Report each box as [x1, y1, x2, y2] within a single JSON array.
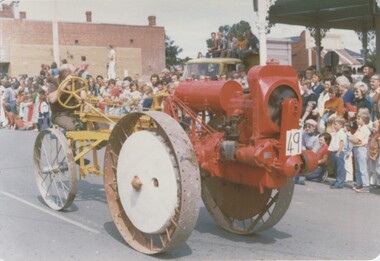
[[201, 175, 294, 234]]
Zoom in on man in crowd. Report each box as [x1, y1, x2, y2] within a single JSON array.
[[362, 63, 376, 89]]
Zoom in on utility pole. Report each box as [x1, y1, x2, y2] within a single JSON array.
[[257, 0, 268, 65], [375, 0, 380, 71], [52, 1, 60, 65]]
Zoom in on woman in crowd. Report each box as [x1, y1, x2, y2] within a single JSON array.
[[336, 75, 354, 107], [300, 80, 318, 126], [311, 72, 324, 96], [320, 86, 344, 133]]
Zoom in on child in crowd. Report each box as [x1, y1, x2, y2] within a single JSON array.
[[305, 132, 331, 182], [328, 116, 347, 189], [5, 104, 16, 130], [15, 116, 27, 130], [295, 119, 319, 185], [343, 123, 354, 182], [141, 86, 154, 110], [368, 120, 380, 187], [37, 89, 50, 130], [350, 110, 371, 193]]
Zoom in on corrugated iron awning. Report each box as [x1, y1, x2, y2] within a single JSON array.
[[268, 0, 375, 31]]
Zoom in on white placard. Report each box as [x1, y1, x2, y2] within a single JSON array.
[[286, 129, 302, 156]]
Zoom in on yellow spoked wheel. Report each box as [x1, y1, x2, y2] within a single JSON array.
[[57, 76, 88, 109]]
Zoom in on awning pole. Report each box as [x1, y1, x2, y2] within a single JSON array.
[[257, 0, 267, 65], [308, 26, 328, 72], [376, 15, 380, 71], [315, 26, 322, 72], [361, 28, 368, 64], [52, 1, 60, 66]]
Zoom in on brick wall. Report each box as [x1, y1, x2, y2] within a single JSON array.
[[0, 4, 13, 18], [291, 31, 309, 72], [1, 17, 165, 78], [9, 44, 142, 79]]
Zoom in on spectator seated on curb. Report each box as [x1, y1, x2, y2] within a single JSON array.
[[305, 132, 331, 182], [295, 119, 320, 185]]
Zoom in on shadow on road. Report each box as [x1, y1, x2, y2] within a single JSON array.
[[194, 206, 292, 245], [74, 179, 108, 204], [103, 221, 193, 259]]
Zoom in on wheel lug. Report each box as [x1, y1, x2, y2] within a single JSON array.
[[131, 176, 142, 191]]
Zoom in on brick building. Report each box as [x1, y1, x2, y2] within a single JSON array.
[[291, 31, 361, 72], [0, 3, 165, 79]]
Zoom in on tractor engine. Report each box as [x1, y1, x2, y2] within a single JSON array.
[[167, 64, 318, 190]]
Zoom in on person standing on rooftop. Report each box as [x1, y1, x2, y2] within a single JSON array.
[[107, 45, 116, 80]]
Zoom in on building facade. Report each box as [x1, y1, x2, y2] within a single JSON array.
[[0, 3, 165, 79], [291, 30, 361, 72]]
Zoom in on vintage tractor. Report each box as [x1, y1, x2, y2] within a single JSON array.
[[33, 64, 317, 255], [103, 64, 318, 254]]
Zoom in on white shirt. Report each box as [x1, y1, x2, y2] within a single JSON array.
[[328, 128, 346, 152], [40, 101, 49, 114], [353, 124, 371, 146], [129, 90, 141, 100], [108, 49, 116, 62], [317, 91, 330, 117]]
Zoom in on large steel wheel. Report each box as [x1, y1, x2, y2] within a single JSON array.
[[201, 175, 294, 234], [104, 111, 201, 254], [33, 128, 77, 210]]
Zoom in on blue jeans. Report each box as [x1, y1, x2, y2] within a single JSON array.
[[9, 100, 17, 115], [38, 115, 49, 130], [305, 166, 326, 181], [321, 113, 329, 125], [353, 146, 369, 187], [332, 151, 346, 187]]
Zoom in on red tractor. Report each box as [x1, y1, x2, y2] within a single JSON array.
[[103, 64, 318, 254]]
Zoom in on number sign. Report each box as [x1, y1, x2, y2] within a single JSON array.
[[286, 129, 302, 156]]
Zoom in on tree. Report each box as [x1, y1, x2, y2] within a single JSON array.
[[367, 37, 377, 65], [367, 49, 377, 65], [206, 20, 252, 49], [219, 21, 251, 37], [165, 35, 183, 69]]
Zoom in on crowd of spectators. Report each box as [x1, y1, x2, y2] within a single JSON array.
[[0, 59, 183, 132], [0, 57, 379, 194], [297, 63, 380, 193]]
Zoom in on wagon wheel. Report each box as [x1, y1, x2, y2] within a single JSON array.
[[201, 175, 294, 234], [57, 76, 88, 109], [104, 111, 201, 254], [33, 128, 77, 210]]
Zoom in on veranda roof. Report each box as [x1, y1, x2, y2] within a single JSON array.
[[268, 0, 375, 31]]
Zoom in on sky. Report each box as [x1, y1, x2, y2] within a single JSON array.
[[7, 0, 363, 59]]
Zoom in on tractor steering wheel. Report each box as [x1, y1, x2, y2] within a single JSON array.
[[57, 76, 89, 109]]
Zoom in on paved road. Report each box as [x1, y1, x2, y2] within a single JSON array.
[[0, 129, 379, 260]]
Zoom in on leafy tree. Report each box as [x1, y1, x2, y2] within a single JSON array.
[[367, 49, 377, 65], [165, 35, 183, 68], [219, 21, 251, 37], [367, 37, 376, 64]]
